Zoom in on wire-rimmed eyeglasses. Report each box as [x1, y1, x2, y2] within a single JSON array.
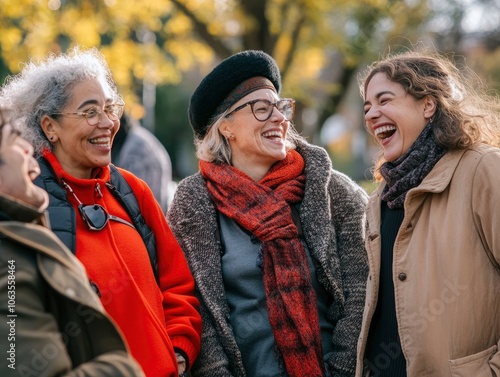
[[225, 98, 295, 122], [62, 180, 135, 231], [53, 103, 125, 126]]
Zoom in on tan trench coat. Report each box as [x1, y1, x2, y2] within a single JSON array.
[[356, 144, 500, 377]]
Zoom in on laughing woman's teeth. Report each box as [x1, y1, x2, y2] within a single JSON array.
[[374, 126, 396, 140], [90, 137, 111, 146], [262, 131, 282, 139]]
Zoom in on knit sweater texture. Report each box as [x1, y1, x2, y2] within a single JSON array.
[[167, 140, 369, 377]]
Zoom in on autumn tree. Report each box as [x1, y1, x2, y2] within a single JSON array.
[[1, 0, 498, 178]]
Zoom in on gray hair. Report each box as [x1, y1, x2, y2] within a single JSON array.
[[195, 110, 305, 164], [0, 46, 121, 156]]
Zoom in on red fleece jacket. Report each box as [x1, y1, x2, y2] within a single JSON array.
[[44, 152, 201, 377]]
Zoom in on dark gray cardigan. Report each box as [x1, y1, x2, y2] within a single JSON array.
[[167, 141, 368, 377]]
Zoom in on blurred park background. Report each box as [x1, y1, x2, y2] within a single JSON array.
[[1, 0, 499, 191]]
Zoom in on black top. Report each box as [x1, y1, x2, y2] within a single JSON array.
[[365, 201, 407, 376]]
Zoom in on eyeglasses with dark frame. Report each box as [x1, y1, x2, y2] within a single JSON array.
[[62, 180, 135, 231], [53, 102, 125, 126], [225, 98, 295, 122]]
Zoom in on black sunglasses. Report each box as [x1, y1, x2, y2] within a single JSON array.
[[78, 203, 135, 231], [62, 180, 135, 231]]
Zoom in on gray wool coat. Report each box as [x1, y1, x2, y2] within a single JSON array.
[[167, 141, 369, 377]]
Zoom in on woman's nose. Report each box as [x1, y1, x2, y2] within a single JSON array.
[[364, 105, 380, 121], [97, 112, 116, 128], [270, 106, 287, 122]]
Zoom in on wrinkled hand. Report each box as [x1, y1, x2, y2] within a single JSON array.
[[176, 352, 187, 375]]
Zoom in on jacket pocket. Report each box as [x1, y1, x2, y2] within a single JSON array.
[[449, 344, 498, 377]]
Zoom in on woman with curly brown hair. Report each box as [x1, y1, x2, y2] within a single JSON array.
[[356, 51, 500, 376]]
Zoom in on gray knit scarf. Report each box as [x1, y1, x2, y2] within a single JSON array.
[[380, 122, 447, 209]]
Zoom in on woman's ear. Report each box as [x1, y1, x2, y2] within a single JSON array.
[[220, 122, 234, 140], [423, 96, 438, 119], [40, 114, 58, 143]]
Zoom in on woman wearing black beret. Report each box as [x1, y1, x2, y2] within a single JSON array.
[[167, 50, 369, 377]]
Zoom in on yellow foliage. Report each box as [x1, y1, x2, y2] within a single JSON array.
[[0, 28, 23, 50], [63, 16, 102, 47], [166, 40, 213, 72], [285, 48, 326, 83], [0, 0, 497, 130], [165, 13, 192, 35]]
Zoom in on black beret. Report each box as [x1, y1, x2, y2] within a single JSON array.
[[188, 50, 281, 138]]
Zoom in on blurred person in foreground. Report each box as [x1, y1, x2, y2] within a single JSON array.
[[0, 47, 201, 377], [112, 113, 174, 213], [167, 50, 369, 377], [356, 51, 500, 376], [0, 107, 144, 376]]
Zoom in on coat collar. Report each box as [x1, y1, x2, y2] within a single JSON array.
[[409, 148, 467, 194], [42, 150, 110, 183], [295, 141, 332, 258], [366, 148, 468, 236], [0, 194, 49, 226]]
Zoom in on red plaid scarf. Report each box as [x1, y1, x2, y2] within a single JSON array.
[[200, 150, 324, 377]]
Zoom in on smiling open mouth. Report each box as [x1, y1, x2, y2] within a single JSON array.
[[262, 130, 282, 140], [374, 126, 396, 140], [89, 137, 111, 146]]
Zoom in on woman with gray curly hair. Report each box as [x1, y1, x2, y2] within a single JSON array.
[[0, 47, 201, 377], [0, 106, 144, 376], [3, 48, 122, 157]]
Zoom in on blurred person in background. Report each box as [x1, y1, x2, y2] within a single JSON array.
[[112, 113, 174, 213], [356, 51, 500, 376], [0, 47, 201, 377], [167, 50, 369, 377], [0, 107, 144, 376]]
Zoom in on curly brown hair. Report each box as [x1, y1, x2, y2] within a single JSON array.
[[359, 51, 500, 180]]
